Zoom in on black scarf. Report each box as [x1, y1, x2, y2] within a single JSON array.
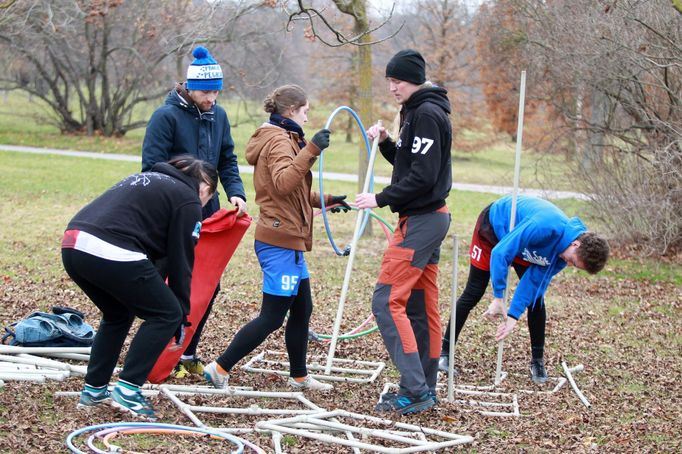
[[269, 113, 306, 148]]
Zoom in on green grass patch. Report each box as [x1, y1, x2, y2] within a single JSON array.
[[484, 427, 512, 439], [0, 90, 576, 190], [603, 257, 682, 285], [282, 435, 297, 447]]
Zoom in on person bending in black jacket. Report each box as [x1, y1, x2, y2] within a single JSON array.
[[61, 156, 217, 421], [356, 49, 452, 416]]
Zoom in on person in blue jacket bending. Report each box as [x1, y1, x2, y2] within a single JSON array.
[[439, 195, 609, 383], [142, 46, 247, 379]]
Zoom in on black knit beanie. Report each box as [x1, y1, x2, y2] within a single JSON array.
[[385, 49, 426, 85]]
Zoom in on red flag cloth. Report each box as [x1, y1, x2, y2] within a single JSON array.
[[147, 208, 251, 383]]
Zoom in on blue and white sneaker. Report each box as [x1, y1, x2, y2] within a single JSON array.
[[77, 388, 111, 408], [374, 392, 436, 415], [110, 384, 156, 421]]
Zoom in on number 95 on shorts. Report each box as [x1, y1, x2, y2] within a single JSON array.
[[255, 240, 310, 297]]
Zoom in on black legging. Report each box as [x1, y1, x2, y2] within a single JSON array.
[[216, 278, 313, 377], [442, 263, 546, 359]]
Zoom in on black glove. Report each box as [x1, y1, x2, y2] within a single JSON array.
[[311, 128, 331, 151], [329, 195, 351, 213], [171, 318, 192, 351]]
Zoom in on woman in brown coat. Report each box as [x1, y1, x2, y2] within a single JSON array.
[[204, 85, 348, 391]]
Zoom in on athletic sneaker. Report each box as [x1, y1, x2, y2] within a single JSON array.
[[530, 358, 548, 384], [438, 355, 458, 375], [203, 361, 229, 389], [374, 392, 436, 415], [379, 391, 398, 403], [287, 375, 334, 392], [427, 390, 439, 405], [172, 357, 205, 378], [77, 389, 111, 408], [110, 386, 157, 421]]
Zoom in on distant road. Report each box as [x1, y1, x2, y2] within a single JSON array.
[[0, 144, 587, 200]]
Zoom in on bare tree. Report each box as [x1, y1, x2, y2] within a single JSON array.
[[0, 0, 262, 136], [404, 0, 495, 152], [281, 0, 403, 204], [511, 0, 682, 254], [284, 0, 401, 47]]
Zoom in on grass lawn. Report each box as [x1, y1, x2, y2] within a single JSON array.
[[0, 90, 573, 190]]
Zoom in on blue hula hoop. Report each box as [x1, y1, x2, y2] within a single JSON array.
[[319, 106, 374, 256], [66, 422, 245, 454]]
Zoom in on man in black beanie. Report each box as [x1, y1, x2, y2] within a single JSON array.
[[356, 49, 452, 415]]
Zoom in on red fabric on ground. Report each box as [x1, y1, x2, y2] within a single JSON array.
[[147, 208, 251, 383]]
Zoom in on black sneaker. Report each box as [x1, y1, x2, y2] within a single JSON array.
[[530, 358, 548, 384], [374, 392, 435, 415]]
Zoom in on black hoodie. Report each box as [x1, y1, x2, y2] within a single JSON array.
[[375, 86, 452, 216], [66, 163, 202, 316]]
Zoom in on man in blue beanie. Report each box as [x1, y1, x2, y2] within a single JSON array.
[[142, 46, 247, 379]]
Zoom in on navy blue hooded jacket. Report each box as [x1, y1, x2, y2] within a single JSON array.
[[142, 86, 246, 219], [375, 86, 452, 216]]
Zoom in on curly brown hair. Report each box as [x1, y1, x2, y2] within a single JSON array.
[[577, 232, 610, 274]]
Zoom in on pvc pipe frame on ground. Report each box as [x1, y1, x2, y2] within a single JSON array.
[[242, 350, 385, 384], [256, 410, 474, 454]]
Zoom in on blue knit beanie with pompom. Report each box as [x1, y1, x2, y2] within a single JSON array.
[[186, 46, 223, 91]]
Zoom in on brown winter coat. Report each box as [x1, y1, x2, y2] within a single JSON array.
[[245, 123, 331, 251]]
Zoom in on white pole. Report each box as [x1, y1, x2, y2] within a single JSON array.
[[494, 70, 526, 386], [324, 121, 382, 375], [447, 235, 458, 402], [562, 361, 591, 408]]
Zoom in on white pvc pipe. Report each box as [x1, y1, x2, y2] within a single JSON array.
[[0, 345, 91, 354], [448, 235, 459, 402], [0, 373, 46, 382], [37, 352, 90, 361], [256, 410, 473, 453], [0, 370, 69, 381], [562, 361, 591, 408], [495, 70, 527, 386], [14, 354, 87, 374], [325, 121, 383, 375]]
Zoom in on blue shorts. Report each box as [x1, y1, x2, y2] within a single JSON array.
[[255, 240, 309, 297]]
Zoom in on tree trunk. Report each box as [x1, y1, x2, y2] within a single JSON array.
[[353, 2, 373, 234]]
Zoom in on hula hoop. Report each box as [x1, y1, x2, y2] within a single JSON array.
[[309, 206, 395, 342], [66, 422, 248, 454], [318, 106, 374, 256], [314, 205, 394, 243]]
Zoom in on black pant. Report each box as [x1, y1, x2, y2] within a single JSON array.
[[216, 279, 313, 377], [441, 263, 546, 358], [62, 249, 182, 387]]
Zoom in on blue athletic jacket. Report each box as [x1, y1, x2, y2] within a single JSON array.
[[142, 86, 246, 219], [488, 195, 587, 319]]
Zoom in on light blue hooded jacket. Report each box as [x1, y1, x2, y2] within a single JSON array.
[[488, 195, 586, 319]]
